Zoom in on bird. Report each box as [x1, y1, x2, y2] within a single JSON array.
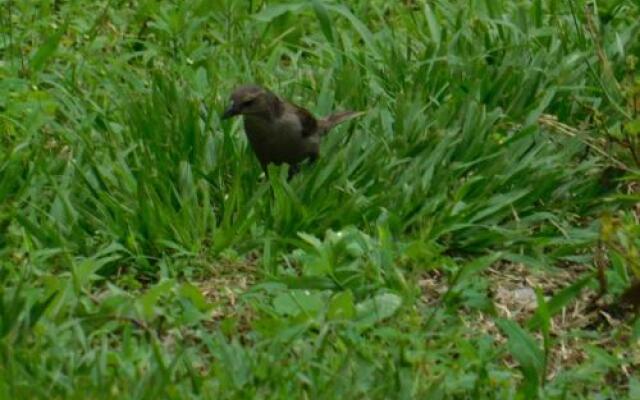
[[222, 84, 362, 177]]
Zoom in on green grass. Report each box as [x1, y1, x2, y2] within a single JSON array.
[[1, 0, 640, 398]]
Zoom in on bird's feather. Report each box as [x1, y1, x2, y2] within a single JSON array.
[[292, 105, 319, 137], [318, 110, 365, 135]]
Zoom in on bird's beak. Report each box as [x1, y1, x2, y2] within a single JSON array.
[[222, 103, 239, 120]]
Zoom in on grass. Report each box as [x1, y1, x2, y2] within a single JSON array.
[[1, 0, 639, 398]]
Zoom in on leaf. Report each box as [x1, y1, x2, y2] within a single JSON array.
[[624, 119, 640, 136], [469, 189, 531, 223], [633, 318, 640, 341], [194, 66, 209, 92], [355, 292, 402, 327], [137, 279, 176, 321], [585, 345, 618, 369], [272, 290, 324, 318], [496, 318, 544, 398], [534, 288, 551, 387], [328, 290, 355, 320], [451, 253, 502, 289], [311, 0, 335, 45], [502, 252, 548, 269], [423, 3, 441, 45], [252, 3, 306, 22], [178, 283, 211, 312], [298, 232, 324, 250], [72, 254, 121, 291], [212, 334, 251, 389], [27, 291, 58, 329], [527, 275, 592, 330], [30, 23, 67, 73], [630, 377, 640, 399], [279, 275, 338, 290], [327, 4, 378, 55]]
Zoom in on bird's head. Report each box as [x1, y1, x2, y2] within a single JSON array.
[[222, 85, 278, 120]]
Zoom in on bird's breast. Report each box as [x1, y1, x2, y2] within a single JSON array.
[[243, 115, 318, 166]]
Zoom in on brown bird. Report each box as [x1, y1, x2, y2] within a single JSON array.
[[222, 85, 362, 176]]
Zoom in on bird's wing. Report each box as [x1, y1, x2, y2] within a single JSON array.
[[292, 105, 319, 137]]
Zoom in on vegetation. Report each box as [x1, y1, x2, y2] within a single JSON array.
[[1, 0, 639, 398]]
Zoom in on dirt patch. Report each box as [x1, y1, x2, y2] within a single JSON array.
[[419, 261, 639, 382]]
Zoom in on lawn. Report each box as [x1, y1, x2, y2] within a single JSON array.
[[1, 0, 639, 398]]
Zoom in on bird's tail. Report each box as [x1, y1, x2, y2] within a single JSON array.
[[318, 110, 364, 135]]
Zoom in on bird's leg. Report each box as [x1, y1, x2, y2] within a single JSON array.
[[287, 163, 300, 181], [259, 160, 270, 181], [287, 153, 317, 180], [307, 153, 318, 165]]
